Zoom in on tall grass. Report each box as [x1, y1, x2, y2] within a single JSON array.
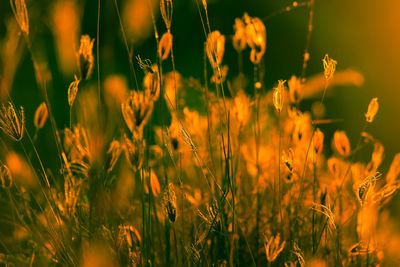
[[1, 0, 400, 266]]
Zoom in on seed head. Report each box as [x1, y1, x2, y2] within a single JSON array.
[[121, 90, 154, 139], [0, 102, 25, 141], [143, 65, 161, 101], [77, 35, 94, 80], [160, 0, 173, 30], [0, 163, 13, 189], [333, 130, 351, 157], [264, 233, 285, 263], [365, 97, 379, 123], [34, 102, 48, 129], [232, 18, 247, 52], [273, 80, 285, 112], [243, 13, 266, 64], [67, 76, 81, 107], [10, 0, 29, 35], [322, 54, 337, 81], [158, 32, 173, 61], [206, 31, 225, 70]]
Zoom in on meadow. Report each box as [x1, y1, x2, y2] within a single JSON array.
[[1, 0, 400, 266]]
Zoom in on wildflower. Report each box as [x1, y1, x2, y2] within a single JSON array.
[[322, 54, 337, 81], [0, 163, 12, 188], [121, 90, 154, 138], [365, 97, 379, 123], [313, 128, 324, 155], [243, 13, 266, 64], [163, 183, 177, 223], [333, 130, 351, 157], [232, 18, 247, 52], [77, 35, 94, 80], [160, 0, 173, 30], [273, 80, 285, 112], [158, 32, 173, 60], [206, 31, 225, 70], [67, 76, 81, 107], [264, 233, 285, 262], [34, 102, 48, 129], [0, 102, 25, 141], [10, 0, 29, 35]]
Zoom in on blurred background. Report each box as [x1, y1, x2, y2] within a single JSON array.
[[0, 0, 399, 169]]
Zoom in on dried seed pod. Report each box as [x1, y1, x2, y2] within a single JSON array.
[[121, 90, 154, 138], [67, 76, 80, 107], [333, 130, 351, 157], [206, 31, 225, 70], [0, 102, 25, 141], [365, 97, 379, 123], [34, 102, 48, 129], [322, 54, 337, 81], [0, 164, 13, 188], [158, 32, 173, 60], [77, 35, 94, 80], [273, 80, 285, 112], [160, 0, 173, 30], [10, 0, 29, 35], [143, 65, 160, 101]]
